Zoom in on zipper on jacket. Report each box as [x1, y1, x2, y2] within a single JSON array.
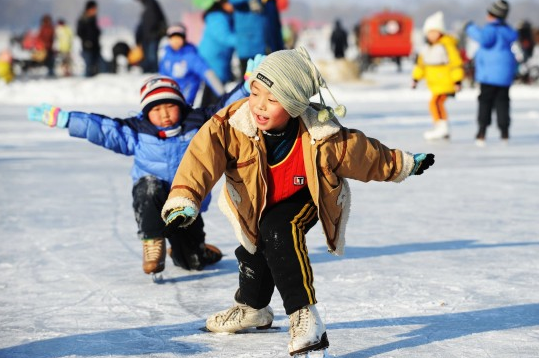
[[255, 138, 268, 245]]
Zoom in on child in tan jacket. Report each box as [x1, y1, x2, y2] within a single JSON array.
[[162, 47, 435, 356]]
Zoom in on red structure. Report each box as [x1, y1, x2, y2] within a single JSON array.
[[358, 11, 413, 71]]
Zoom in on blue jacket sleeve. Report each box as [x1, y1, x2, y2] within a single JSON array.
[[466, 23, 497, 48], [67, 112, 137, 156]]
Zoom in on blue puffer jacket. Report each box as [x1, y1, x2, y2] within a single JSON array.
[[198, 10, 236, 83], [64, 83, 248, 212], [466, 19, 518, 87], [67, 112, 211, 211], [159, 43, 214, 105]]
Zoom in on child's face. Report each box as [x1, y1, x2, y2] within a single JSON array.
[[148, 103, 180, 128], [426, 30, 442, 43], [249, 81, 291, 132], [168, 35, 185, 51]]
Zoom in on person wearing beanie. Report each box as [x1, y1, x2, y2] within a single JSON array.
[[159, 23, 225, 106], [27, 70, 257, 278], [465, 0, 518, 146], [162, 46, 435, 356], [412, 11, 464, 141]]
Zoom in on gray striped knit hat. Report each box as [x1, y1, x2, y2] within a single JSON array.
[[249, 46, 346, 121], [488, 0, 509, 19]]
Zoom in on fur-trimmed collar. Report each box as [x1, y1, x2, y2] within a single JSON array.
[[228, 101, 342, 141]]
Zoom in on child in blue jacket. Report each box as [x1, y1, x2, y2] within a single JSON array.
[[28, 75, 250, 276], [159, 24, 224, 105], [465, 0, 518, 146]]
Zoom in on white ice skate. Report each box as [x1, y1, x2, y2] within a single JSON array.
[[206, 301, 274, 333], [288, 304, 329, 356], [424, 120, 450, 141]]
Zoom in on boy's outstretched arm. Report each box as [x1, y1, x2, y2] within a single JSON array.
[[28, 103, 137, 155], [28, 103, 70, 128]]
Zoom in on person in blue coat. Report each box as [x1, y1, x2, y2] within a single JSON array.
[[27, 75, 249, 276], [229, 0, 284, 74], [198, 0, 237, 106], [465, 0, 518, 146], [159, 24, 225, 106]]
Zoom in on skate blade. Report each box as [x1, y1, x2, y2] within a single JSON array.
[[291, 332, 329, 357], [293, 348, 330, 357], [152, 273, 164, 283], [199, 326, 281, 334]]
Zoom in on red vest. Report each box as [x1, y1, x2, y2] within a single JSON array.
[[266, 134, 307, 207]]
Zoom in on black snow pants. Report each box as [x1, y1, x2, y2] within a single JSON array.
[[477, 83, 511, 139], [132, 175, 206, 260], [234, 187, 319, 315]]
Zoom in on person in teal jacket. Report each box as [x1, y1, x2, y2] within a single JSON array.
[[229, 0, 284, 74], [465, 0, 518, 145], [198, 0, 237, 106]]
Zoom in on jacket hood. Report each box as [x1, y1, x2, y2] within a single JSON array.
[[228, 100, 342, 142], [491, 19, 518, 43]]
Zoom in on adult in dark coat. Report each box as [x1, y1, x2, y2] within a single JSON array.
[[330, 19, 348, 59], [135, 0, 167, 73], [77, 0, 101, 77]]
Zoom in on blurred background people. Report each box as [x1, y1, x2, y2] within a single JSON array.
[[198, 0, 236, 106], [0, 49, 14, 83], [55, 18, 73, 77], [135, 0, 167, 73], [37, 14, 55, 77], [330, 19, 348, 59], [229, 0, 283, 74], [159, 24, 224, 105], [412, 11, 464, 141], [77, 1, 102, 77], [465, 0, 518, 145]]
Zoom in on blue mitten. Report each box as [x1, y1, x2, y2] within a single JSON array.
[[411, 153, 435, 175], [243, 54, 266, 93], [28, 103, 69, 128], [164, 206, 197, 237]]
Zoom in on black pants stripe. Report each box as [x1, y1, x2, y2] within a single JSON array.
[[235, 188, 318, 315]]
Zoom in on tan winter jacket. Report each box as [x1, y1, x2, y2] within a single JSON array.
[[162, 98, 415, 256]]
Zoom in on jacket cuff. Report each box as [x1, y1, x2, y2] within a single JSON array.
[[393, 151, 415, 183], [161, 196, 199, 221]]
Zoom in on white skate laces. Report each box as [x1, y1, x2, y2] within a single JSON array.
[[206, 302, 274, 333], [288, 304, 329, 356]]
